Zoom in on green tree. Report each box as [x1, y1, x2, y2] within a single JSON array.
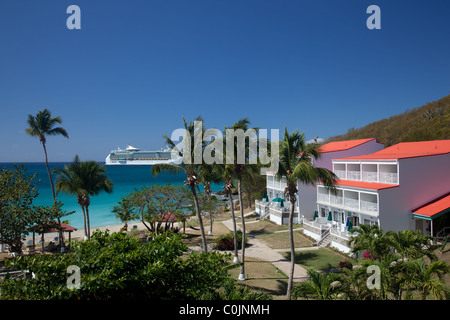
[[401, 259, 449, 300], [225, 118, 260, 281], [348, 224, 390, 260], [112, 198, 138, 231], [0, 165, 70, 253], [277, 127, 337, 299], [151, 116, 209, 251], [25, 108, 69, 244], [0, 230, 235, 300], [125, 184, 191, 234], [54, 155, 113, 240]]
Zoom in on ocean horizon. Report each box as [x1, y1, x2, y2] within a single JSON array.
[[1, 162, 222, 230]]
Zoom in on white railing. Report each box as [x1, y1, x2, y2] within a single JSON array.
[[379, 172, 398, 184], [317, 193, 330, 203], [334, 169, 346, 179], [344, 198, 359, 210], [347, 170, 361, 181], [330, 195, 343, 206], [360, 200, 378, 212], [362, 171, 378, 182]]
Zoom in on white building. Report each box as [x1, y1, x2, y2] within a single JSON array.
[[304, 140, 450, 253], [255, 138, 384, 225]]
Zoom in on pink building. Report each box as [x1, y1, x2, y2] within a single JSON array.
[[256, 138, 384, 225], [307, 140, 450, 253]]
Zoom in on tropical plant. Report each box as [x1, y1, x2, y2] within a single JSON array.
[[0, 165, 71, 253], [112, 198, 138, 231], [291, 269, 345, 300], [386, 229, 437, 261], [348, 224, 390, 260], [25, 108, 69, 244], [400, 259, 449, 300], [53, 155, 113, 240], [225, 118, 260, 281], [277, 127, 337, 299], [0, 230, 234, 300], [124, 184, 191, 234], [151, 116, 209, 251]]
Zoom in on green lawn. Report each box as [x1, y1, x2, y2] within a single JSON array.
[[284, 248, 355, 271]]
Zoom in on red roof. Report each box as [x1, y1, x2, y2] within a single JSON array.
[[412, 193, 450, 219], [31, 221, 78, 234], [337, 140, 450, 161], [318, 138, 377, 153], [332, 179, 399, 190]]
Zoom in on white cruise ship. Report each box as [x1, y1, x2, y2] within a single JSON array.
[[105, 145, 176, 165]]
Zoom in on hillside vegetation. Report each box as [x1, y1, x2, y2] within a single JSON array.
[[326, 94, 450, 147]]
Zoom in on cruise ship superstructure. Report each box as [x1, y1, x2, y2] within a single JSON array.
[[105, 145, 176, 165]]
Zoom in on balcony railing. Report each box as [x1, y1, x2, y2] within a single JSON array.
[[330, 195, 343, 206], [362, 171, 378, 182], [379, 172, 398, 184], [360, 200, 378, 212], [334, 169, 346, 180], [347, 170, 361, 181], [344, 198, 359, 210]]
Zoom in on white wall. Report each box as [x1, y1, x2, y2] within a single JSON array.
[[378, 153, 450, 232]]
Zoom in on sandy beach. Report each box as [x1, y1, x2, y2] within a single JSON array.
[[26, 221, 152, 244]]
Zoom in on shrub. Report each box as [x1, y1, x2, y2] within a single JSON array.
[[214, 231, 248, 251], [338, 260, 353, 270]]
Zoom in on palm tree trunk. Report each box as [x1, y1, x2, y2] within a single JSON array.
[[228, 192, 239, 263], [286, 199, 295, 300], [80, 205, 88, 241], [42, 142, 63, 247], [238, 178, 246, 281], [191, 185, 208, 252], [86, 205, 91, 240]]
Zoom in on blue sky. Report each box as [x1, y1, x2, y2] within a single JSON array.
[[0, 0, 449, 162]]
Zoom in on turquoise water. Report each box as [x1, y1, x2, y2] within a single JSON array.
[[1, 162, 221, 230]]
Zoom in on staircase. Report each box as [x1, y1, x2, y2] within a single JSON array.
[[260, 205, 270, 220], [317, 228, 331, 247]]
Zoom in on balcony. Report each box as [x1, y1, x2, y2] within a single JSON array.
[[317, 187, 378, 214], [347, 170, 361, 181]]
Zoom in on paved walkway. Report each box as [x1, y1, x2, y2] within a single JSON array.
[[220, 211, 316, 282]]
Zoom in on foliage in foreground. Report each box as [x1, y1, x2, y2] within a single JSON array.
[[0, 230, 260, 300], [292, 227, 450, 300]]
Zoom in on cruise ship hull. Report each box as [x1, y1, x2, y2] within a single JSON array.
[[105, 145, 177, 165]]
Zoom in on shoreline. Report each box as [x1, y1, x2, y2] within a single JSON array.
[[26, 221, 151, 244]]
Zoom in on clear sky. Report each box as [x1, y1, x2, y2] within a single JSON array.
[[1, 0, 449, 162]]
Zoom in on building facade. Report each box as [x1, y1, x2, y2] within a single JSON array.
[[304, 140, 450, 253]]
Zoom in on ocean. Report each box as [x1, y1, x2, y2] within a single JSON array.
[[0, 162, 222, 230]]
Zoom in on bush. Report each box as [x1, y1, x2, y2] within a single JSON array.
[[0, 230, 233, 300], [214, 231, 248, 251], [338, 260, 353, 270]]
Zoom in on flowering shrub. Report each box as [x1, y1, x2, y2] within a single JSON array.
[[362, 250, 377, 260]]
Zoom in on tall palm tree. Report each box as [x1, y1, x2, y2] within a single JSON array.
[[26, 109, 69, 244], [151, 116, 209, 252], [54, 155, 113, 240], [277, 127, 338, 300], [226, 118, 260, 281]]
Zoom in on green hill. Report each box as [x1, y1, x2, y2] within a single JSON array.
[[325, 94, 450, 147]]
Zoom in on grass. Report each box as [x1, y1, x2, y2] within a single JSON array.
[[283, 248, 356, 271], [255, 231, 312, 249], [227, 256, 289, 300]]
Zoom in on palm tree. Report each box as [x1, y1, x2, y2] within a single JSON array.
[[386, 229, 437, 261], [26, 109, 69, 244], [225, 118, 260, 281], [54, 155, 113, 240], [197, 163, 222, 236], [291, 269, 345, 300], [151, 116, 209, 252], [348, 224, 390, 260], [277, 127, 338, 300], [401, 259, 449, 300]]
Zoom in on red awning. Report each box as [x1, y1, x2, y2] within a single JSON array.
[[412, 193, 450, 220]]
